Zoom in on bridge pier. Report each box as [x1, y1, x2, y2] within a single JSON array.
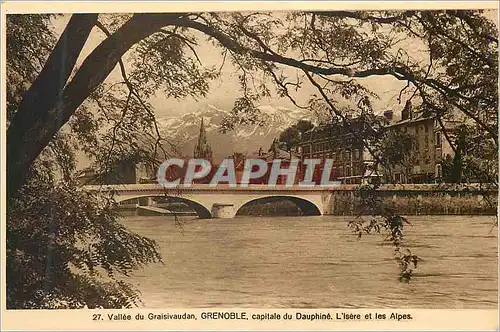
[[211, 203, 236, 219], [322, 193, 334, 215], [137, 196, 154, 206]]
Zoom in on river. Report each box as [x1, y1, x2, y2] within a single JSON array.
[[121, 215, 498, 308]]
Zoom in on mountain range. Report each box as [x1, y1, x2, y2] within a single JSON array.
[[156, 105, 319, 161]]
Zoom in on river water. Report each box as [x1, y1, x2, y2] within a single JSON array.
[[121, 215, 498, 308]]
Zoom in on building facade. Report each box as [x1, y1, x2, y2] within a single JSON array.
[[297, 119, 380, 185], [296, 101, 456, 185], [76, 160, 138, 185], [384, 101, 455, 184]]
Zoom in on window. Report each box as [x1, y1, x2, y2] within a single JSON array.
[[423, 150, 430, 164], [436, 132, 442, 147], [395, 173, 401, 183], [436, 164, 443, 179], [353, 149, 359, 161], [436, 147, 442, 159], [344, 150, 351, 161]]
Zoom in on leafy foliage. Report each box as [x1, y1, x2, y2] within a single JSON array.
[[6, 14, 163, 309], [349, 184, 418, 282], [6, 10, 498, 305], [375, 129, 415, 181], [219, 96, 265, 133], [277, 120, 314, 151], [441, 124, 498, 184], [5, 14, 56, 122], [7, 165, 162, 309]]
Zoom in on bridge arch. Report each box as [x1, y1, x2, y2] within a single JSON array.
[[117, 195, 212, 219], [235, 195, 322, 217]]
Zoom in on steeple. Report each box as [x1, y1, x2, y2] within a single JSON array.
[[402, 100, 413, 121], [194, 117, 213, 161]]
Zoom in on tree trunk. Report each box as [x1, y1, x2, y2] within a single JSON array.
[[7, 14, 98, 199], [7, 13, 181, 199]]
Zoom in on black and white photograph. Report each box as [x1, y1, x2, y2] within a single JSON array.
[[2, 1, 499, 329]]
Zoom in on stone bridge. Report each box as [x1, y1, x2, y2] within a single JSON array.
[[83, 184, 337, 219], [82, 183, 496, 219]]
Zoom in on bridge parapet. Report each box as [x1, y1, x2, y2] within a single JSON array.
[[82, 183, 497, 193]]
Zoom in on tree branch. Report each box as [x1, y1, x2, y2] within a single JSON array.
[[312, 10, 416, 24], [7, 13, 183, 197]]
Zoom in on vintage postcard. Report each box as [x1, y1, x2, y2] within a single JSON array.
[[1, 1, 498, 331]]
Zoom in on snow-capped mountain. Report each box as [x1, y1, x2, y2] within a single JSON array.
[[156, 104, 318, 161]]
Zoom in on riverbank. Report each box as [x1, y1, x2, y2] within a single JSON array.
[[331, 193, 497, 216], [238, 193, 497, 216]]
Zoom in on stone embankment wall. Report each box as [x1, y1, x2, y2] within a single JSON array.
[[238, 191, 497, 216], [330, 191, 498, 216]]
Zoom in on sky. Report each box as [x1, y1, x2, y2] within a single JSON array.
[[46, 9, 498, 170], [49, 11, 452, 120]]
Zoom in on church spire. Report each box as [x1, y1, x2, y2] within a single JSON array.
[[194, 117, 213, 161]]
